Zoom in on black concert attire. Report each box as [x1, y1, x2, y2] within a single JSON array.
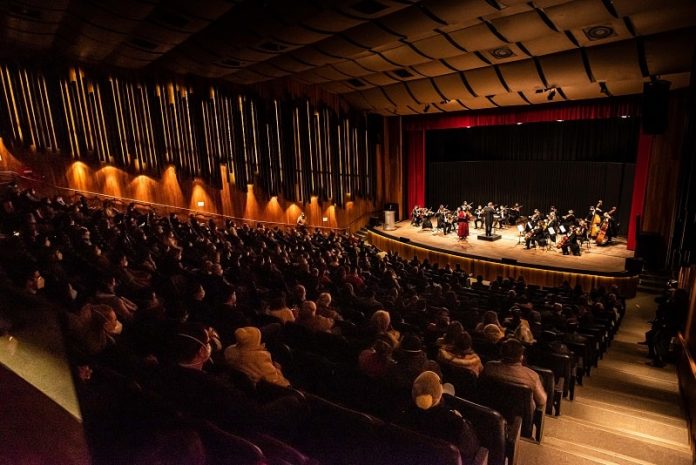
[[483, 206, 495, 236], [561, 231, 581, 256], [508, 205, 522, 224], [412, 207, 421, 226], [474, 208, 483, 229], [526, 226, 547, 249]]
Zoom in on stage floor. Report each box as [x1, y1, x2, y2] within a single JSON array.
[[374, 221, 635, 274]]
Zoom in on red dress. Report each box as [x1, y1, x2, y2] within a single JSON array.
[[457, 211, 470, 238]]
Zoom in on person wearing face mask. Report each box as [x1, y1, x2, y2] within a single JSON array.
[[148, 323, 301, 435]]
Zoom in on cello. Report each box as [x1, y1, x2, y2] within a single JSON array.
[[589, 209, 601, 238]]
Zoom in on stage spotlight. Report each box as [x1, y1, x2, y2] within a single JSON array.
[[547, 89, 556, 101]]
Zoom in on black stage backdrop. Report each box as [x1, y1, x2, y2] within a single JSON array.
[[425, 119, 639, 232]]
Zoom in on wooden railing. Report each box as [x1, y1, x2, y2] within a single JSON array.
[[677, 333, 696, 463]]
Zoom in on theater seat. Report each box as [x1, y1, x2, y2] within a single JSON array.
[[441, 363, 478, 402], [379, 423, 471, 465], [477, 377, 545, 443], [444, 394, 520, 465]]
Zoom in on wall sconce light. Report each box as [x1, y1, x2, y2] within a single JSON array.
[[322, 217, 328, 223], [197, 201, 205, 207]]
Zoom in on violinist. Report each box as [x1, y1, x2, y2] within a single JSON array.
[[546, 207, 559, 243], [508, 203, 523, 224], [562, 210, 576, 229], [530, 209, 542, 226], [411, 205, 422, 226], [474, 205, 484, 230]]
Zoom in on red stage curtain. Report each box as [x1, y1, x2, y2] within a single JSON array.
[[404, 98, 641, 131], [627, 132, 654, 251], [406, 129, 426, 211]]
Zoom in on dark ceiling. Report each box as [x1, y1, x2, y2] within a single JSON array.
[[1, 0, 694, 115]]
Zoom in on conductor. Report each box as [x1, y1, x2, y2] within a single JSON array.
[[483, 202, 496, 236]]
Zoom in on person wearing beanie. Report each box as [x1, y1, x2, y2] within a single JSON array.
[[398, 371, 481, 463], [481, 338, 547, 409], [224, 326, 290, 387]]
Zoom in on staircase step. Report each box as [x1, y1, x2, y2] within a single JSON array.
[[562, 399, 689, 444], [545, 416, 692, 465], [540, 436, 671, 465]]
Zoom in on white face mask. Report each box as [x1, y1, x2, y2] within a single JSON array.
[[68, 285, 78, 301]]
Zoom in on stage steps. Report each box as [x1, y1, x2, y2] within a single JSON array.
[[638, 270, 671, 294], [355, 226, 369, 243], [517, 292, 691, 465]]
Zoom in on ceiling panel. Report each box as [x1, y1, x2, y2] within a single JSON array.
[[406, 79, 446, 103], [464, 67, 508, 96], [499, 59, 546, 91], [539, 49, 592, 87], [0, 0, 691, 116], [586, 40, 643, 82]]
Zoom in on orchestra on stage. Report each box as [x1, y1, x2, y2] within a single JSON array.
[[410, 199, 619, 256]]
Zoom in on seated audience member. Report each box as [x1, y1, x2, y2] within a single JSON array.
[[150, 323, 297, 434], [267, 293, 296, 324], [316, 292, 342, 320], [358, 336, 397, 379], [297, 300, 334, 333], [436, 321, 465, 350], [366, 309, 400, 347], [399, 371, 480, 463], [481, 338, 547, 409], [438, 332, 484, 377], [387, 333, 442, 389], [95, 276, 138, 321], [474, 310, 503, 333], [224, 326, 290, 387], [482, 323, 505, 343], [210, 287, 250, 346]]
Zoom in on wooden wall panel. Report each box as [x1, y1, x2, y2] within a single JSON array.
[[0, 140, 378, 232]]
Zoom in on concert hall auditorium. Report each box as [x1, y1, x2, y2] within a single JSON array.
[[1, 1, 696, 464]]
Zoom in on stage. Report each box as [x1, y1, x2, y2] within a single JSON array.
[[367, 221, 640, 296]]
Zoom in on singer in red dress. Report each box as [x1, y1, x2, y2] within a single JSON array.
[[457, 207, 470, 240]]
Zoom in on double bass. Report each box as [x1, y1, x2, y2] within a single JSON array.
[[595, 207, 616, 245], [589, 210, 602, 238]]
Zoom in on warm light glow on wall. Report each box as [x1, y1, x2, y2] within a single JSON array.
[[197, 200, 205, 207], [162, 165, 185, 207], [130, 174, 156, 202], [190, 183, 213, 212], [67, 161, 90, 191], [100, 165, 123, 198]]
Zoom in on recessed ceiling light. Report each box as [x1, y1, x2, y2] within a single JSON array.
[[583, 25, 616, 41], [490, 47, 515, 59]]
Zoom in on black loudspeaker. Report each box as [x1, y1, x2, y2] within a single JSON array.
[[367, 114, 384, 145], [399, 237, 410, 243], [385, 202, 399, 221], [641, 80, 671, 134], [625, 257, 644, 274], [501, 258, 517, 265]]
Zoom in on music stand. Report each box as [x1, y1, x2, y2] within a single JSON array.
[[517, 224, 525, 245]]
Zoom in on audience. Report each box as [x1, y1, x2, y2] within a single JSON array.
[[0, 182, 633, 464]]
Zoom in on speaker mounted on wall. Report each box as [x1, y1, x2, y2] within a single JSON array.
[[641, 80, 671, 135]]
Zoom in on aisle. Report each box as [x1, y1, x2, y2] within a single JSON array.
[[517, 292, 692, 465]]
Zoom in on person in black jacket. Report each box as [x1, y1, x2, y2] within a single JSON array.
[[483, 202, 496, 236]]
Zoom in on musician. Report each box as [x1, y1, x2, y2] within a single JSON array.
[[483, 202, 496, 236], [411, 205, 422, 226], [561, 210, 576, 228], [600, 207, 618, 244], [508, 203, 522, 224], [586, 206, 596, 223], [546, 207, 558, 243], [525, 223, 548, 249], [595, 200, 604, 216], [530, 209, 542, 226], [493, 205, 506, 229], [442, 211, 455, 235], [474, 205, 484, 229], [434, 205, 448, 235], [560, 228, 581, 256]]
